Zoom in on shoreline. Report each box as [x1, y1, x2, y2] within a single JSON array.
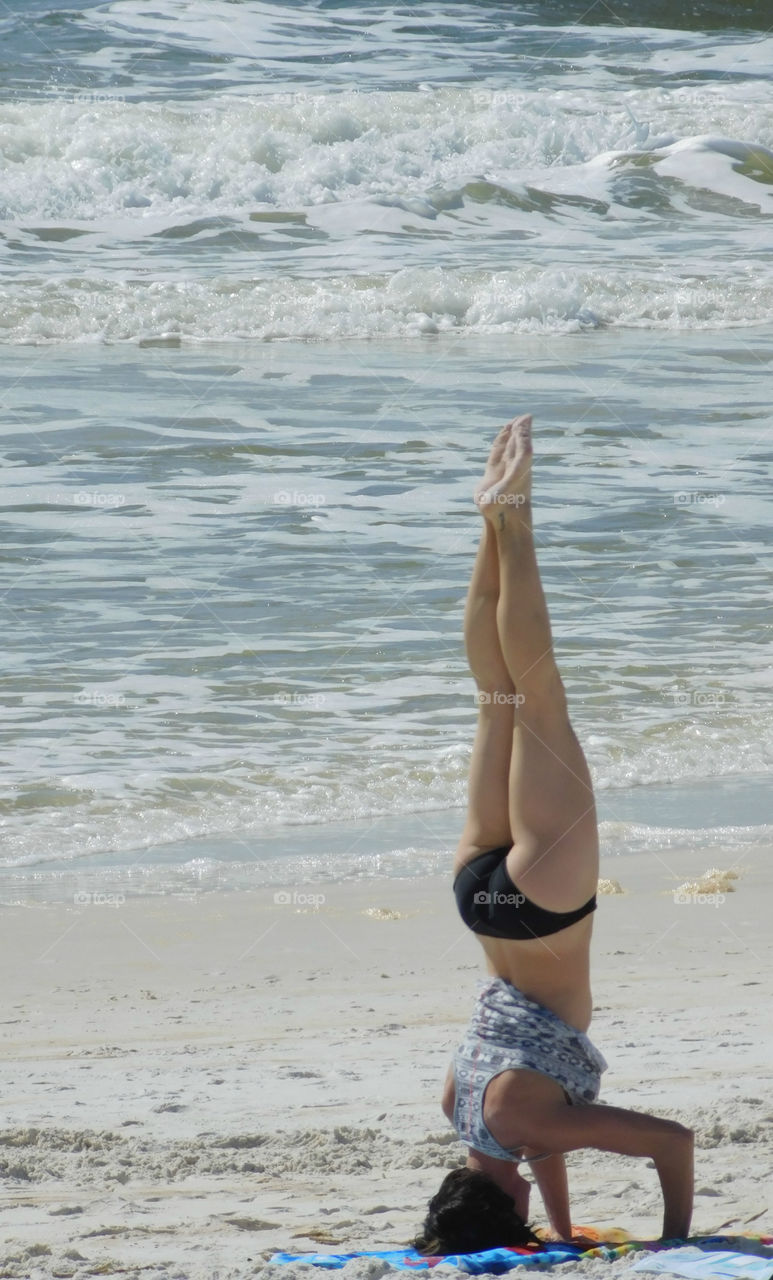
[[3, 770, 773, 909], [1, 842, 772, 1278]]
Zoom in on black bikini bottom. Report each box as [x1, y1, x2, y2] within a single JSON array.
[[453, 845, 596, 940]]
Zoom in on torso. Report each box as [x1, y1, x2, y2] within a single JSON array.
[[449, 918, 595, 1156], [452, 848, 595, 1032], [476, 917, 594, 1032], [450, 846, 597, 1154]]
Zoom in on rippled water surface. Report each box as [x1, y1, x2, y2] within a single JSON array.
[[1, 2, 771, 899]]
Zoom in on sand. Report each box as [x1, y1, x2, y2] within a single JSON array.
[[1, 841, 772, 1280]]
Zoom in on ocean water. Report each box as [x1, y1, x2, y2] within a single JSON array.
[[1, 1, 772, 903]]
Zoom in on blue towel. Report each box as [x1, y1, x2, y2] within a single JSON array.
[[269, 1235, 773, 1274], [270, 1243, 593, 1272]]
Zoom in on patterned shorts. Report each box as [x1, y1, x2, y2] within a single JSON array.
[[452, 977, 607, 1161]]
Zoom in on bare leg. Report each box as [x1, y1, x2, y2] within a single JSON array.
[[484, 416, 598, 911], [455, 426, 517, 861]]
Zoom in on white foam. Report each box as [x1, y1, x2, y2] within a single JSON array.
[[1, 88, 771, 342], [599, 821, 773, 858], [3, 262, 773, 344], [1, 702, 772, 874], [0, 91, 771, 222], [652, 135, 773, 210]]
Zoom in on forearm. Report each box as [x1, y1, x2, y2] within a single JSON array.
[[513, 1102, 695, 1241], [529, 1154, 572, 1240]]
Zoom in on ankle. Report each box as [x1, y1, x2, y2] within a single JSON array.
[[492, 501, 533, 537]]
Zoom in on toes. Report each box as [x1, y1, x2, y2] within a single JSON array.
[[489, 422, 513, 463], [505, 414, 533, 459]]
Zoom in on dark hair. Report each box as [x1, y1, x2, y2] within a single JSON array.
[[413, 1168, 540, 1256]]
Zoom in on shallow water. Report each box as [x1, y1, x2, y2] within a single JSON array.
[[1, 3, 771, 901], [1, 329, 771, 900]]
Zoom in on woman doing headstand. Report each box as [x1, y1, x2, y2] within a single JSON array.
[[415, 417, 693, 1253]]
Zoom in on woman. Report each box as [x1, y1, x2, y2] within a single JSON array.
[[415, 416, 693, 1253]]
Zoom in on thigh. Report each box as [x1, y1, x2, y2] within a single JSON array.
[[507, 705, 599, 912], [455, 701, 514, 866]]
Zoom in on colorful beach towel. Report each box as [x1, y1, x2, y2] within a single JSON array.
[[269, 1234, 773, 1274]]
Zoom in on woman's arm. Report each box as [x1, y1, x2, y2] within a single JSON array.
[[523, 1152, 571, 1240], [515, 1103, 694, 1240]]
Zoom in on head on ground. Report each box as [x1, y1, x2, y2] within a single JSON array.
[[413, 1167, 539, 1256]]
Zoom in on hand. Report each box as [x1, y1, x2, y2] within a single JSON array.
[[540, 1227, 601, 1248]]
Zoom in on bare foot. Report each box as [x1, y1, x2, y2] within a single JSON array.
[[474, 414, 533, 522], [474, 420, 514, 513]]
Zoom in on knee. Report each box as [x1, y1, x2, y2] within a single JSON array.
[[474, 684, 517, 706], [514, 664, 565, 704]]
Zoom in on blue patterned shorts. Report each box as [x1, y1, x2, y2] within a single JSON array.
[[452, 977, 607, 1162]]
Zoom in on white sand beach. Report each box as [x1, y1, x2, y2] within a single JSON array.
[[1, 842, 772, 1280]]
